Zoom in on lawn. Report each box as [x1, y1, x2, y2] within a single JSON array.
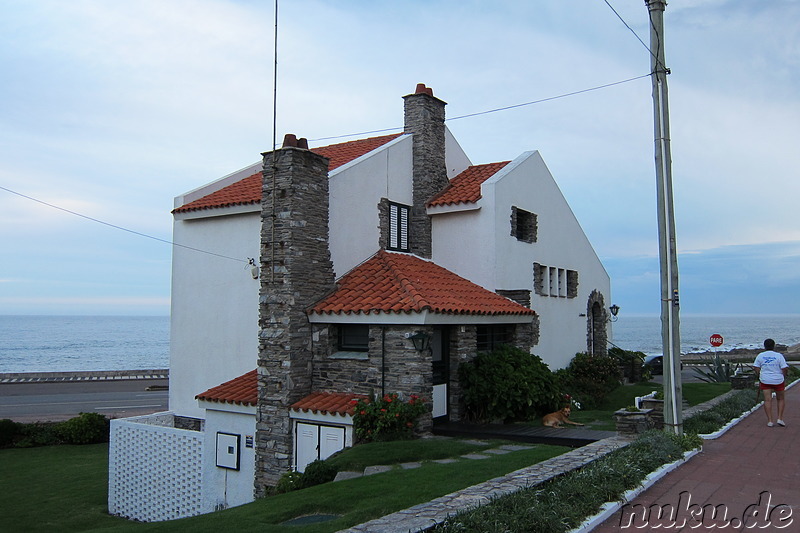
[[0, 439, 567, 533], [533, 381, 732, 431]]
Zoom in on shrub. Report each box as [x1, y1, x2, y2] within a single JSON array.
[[555, 352, 622, 409], [692, 354, 741, 383], [58, 413, 110, 444], [459, 345, 560, 422], [274, 471, 304, 494], [301, 459, 338, 488], [353, 393, 428, 443], [609, 347, 647, 383], [0, 418, 19, 447], [16, 422, 64, 447]]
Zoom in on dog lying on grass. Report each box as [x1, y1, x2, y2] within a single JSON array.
[[541, 406, 585, 428]]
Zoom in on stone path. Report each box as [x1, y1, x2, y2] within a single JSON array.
[[336, 436, 631, 533]]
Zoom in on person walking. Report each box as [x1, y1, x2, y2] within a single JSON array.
[[753, 338, 789, 427]]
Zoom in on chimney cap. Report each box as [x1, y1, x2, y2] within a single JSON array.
[[414, 83, 434, 97], [282, 134, 309, 150]]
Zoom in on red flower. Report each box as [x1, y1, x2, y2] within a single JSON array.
[[380, 408, 387, 412], [360, 410, 366, 415], [406, 422, 413, 427], [395, 413, 400, 417]]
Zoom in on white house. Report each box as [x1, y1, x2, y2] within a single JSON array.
[[108, 84, 613, 521]]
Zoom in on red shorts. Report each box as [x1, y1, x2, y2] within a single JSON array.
[[759, 381, 786, 391]]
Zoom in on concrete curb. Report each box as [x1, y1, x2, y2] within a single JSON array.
[[0, 369, 169, 383]]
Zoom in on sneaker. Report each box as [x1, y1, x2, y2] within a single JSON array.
[[767, 422, 774, 427], [777, 420, 786, 427]]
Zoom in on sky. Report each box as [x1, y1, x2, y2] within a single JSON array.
[[1, 0, 799, 317]]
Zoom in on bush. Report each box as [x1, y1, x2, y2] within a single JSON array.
[[58, 413, 109, 445], [609, 347, 647, 383], [0, 418, 20, 447], [556, 352, 622, 409], [16, 422, 64, 447], [301, 459, 338, 488], [353, 393, 428, 443], [459, 345, 560, 422], [274, 471, 304, 494]]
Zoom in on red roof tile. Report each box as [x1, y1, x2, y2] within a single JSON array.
[[309, 250, 535, 316], [428, 161, 510, 207], [290, 391, 369, 416], [196, 369, 258, 406], [173, 133, 403, 213]]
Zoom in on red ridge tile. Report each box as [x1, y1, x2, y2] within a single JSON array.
[[428, 161, 511, 207]]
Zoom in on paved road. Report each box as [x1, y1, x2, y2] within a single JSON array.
[[0, 379, 169, 422]]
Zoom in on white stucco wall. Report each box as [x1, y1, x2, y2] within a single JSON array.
[[431, 151, 611, 369], [170, 210, 261, 418], [201, 403, 257, 513]]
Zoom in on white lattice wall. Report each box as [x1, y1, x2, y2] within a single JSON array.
[[108, 413, 203, 522]]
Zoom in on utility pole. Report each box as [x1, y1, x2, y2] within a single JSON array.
[[646, 0, 682, 435]]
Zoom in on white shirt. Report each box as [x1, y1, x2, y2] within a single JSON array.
[[754, 350, 788, 385]]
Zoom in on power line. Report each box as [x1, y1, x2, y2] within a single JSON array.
[[603, 0, 668, 74], [0, 185, 249, 264], [447, 74, 651, 122], [309, 73, 650, 143]]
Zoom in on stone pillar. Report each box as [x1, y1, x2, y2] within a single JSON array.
[[403, 83, 448, 259], [255, 139, 335, 495]]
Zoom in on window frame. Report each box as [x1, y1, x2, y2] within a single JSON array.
[[387, 201, 410, 252]]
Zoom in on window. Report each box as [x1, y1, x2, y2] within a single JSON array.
[[477, 325, 514, 352], [388, 202, 410, 252], [338, 325, 369, 352], [533, 263, 578, 299], [511, 206, 537, 243]]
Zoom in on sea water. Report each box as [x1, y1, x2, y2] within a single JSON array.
[[612, 314, 800, 356], [0, 316, 169, 373], [0, 314, 797, 373]]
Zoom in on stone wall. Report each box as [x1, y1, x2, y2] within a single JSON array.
[[255, 145, 336, 494], [403, 85, 448, 259]]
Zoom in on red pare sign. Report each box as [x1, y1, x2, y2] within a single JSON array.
[[709, 334, 723, 347]]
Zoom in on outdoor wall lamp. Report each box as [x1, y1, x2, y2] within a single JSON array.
[[406, 331, 431, 353], [609, 304, 621, 322]]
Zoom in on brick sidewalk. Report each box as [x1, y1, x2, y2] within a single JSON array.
[[590, 384, 800, 531]]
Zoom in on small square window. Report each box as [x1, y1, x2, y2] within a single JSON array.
[[338, 325, 369, 352], [511, 206, 537, 243]]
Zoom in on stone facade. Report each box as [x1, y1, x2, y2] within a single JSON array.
[[255, 145, 336, 493], [496, 289, 532, 308], [403, 85, 448, 259], [586, 289, 608, 356]]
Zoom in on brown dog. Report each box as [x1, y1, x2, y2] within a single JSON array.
[[542, 407, 584, 428]]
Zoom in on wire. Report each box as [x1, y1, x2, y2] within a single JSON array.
[[0, 185, 248, 264], [447, 74, 651, 122], [603, 0, 668, 74], [309, 73, 650, 143]]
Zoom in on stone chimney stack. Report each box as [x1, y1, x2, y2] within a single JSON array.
[[403, 83, 448, 258], [255, 135, 335, 493]]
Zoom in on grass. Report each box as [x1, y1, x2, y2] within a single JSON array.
[[0, 439, 567, 533], [526, 381, 734, 431]]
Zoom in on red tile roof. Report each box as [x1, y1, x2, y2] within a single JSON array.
[[196, 369, 258, 406], [290, 391, 369, 417], [309, 250, 535, 316], [428, 161, 510, 207], [173, 133, 403, 213]]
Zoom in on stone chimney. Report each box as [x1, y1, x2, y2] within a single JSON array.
[[254, 134, 335, 493], [403, 83, 448, 258]]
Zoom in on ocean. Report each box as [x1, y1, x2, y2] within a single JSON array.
[[0, 315, 798, 373]]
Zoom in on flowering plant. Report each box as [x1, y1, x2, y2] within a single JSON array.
[[352, 393, 428, 442], [563, 393, 581, 410]]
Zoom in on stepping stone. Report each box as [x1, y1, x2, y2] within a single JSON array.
[[459, 439, 489, 446], [483, 448, 511, 455], [498, 444, 534, 451], [333, 471, 363, 482], [400, 462, 422, 469], [432, 458, 458, 464], [461, 453, 490, 460], [363, 465, 393, 476]]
